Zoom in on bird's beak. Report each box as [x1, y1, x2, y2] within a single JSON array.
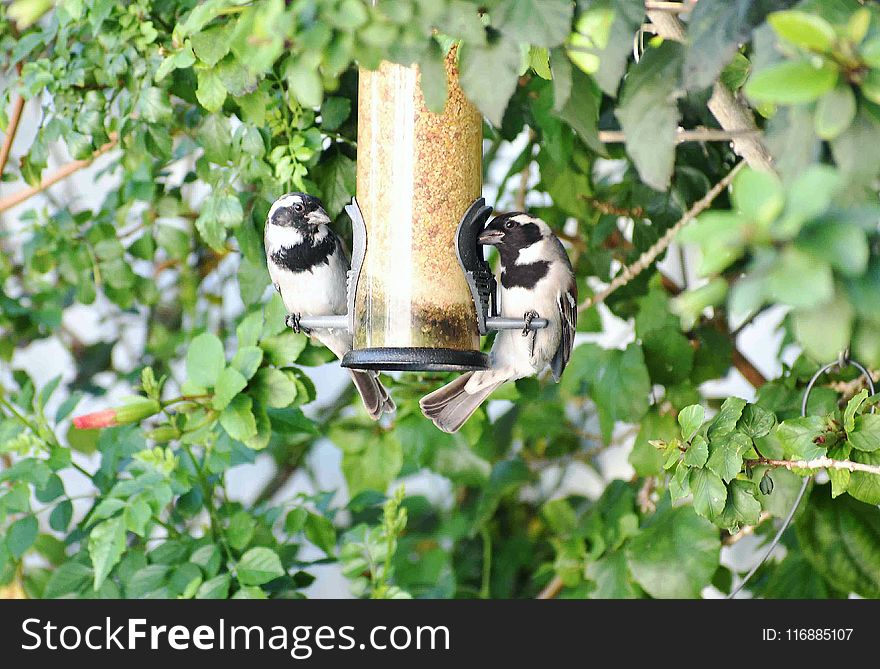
[[478, 229, 504, 246], [306, 210, 331, 230]]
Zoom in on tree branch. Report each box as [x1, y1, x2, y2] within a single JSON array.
[[646, 9, 775, 172], [578, 161, 744, 313], [598, 128, 760, 144], [536, 575, 565, 600], [746, 456, 880, 477], [0, 133, 119, 213], [0, 80, 25, 178]]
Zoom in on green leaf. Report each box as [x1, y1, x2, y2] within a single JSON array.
[[43, 562, 93, 599], [88, 515, 126, 590], [7, 515, 38, 559], [230, 345, 263, 381], [827, 442, 851, 498], [737, 404, 776, 439], [563, 344, 651, 443], [815, 84, 856, 140], [418, 44, 449, 114], [186, 332, 225, 388], [195, 68, 227, 112], [49, 500, 73, 532], [630, 409, 676, 477], [226, 510, 256, 551], [342, 433, 403, 497], [287, 60, 323, 108], [641, 325, 694, 386], [313, 153, 355, 217], [849, 414, 880, 452], [199, 114, 231, 164], [707, 432, 751, 483], [797, 488, 880, 598], [493, 0, 573, 47], [690, 467, 727, 519], [792, 295, 853, 363], [626, 505, 720, 598], [459, 35, 521, 126], [305, 513, 337, 557], [191, 27, 231, 67], [707, 397, 747, 440], [137, 87, 172, 123], [237, 547, 285, 586], [260, 331, 307, 366], [219, 394, 257, 441], [768, 10, 836, 52], [716, 479, 762, 530], [683, 0, 794, 90], [320, 96, 351, 132], [616, 42, 683, 191], [683, 435, 709, 468], [848, 450, 880, 505], [678, 404, 706, 441], [776, 416, 827, 460], [732, 167, 784, 226], [250, 367, 297, 408], [196, 573, 231, 599], [586, 550, 640, 599], [215, 193, 243, 228], [212, 366, 248, 411], [745, 59, 838, 104]]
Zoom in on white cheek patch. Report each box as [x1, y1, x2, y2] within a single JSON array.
[[515, 238, 549, 265], [265, 225, 306, 251]]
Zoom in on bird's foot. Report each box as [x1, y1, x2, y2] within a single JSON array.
[[522, 310, 540, 337], [285, 313, 310, 335]]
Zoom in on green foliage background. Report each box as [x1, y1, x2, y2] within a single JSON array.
[[1, 0, 879, 600]]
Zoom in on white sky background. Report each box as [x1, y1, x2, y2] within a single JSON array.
[[0, 87, 797, 598]]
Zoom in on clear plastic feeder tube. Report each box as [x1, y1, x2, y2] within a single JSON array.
[[346, 46, 486, 370]]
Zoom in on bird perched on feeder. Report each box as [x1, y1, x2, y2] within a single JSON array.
[[420, 212, 576, 433], [264, 192, 395, 420]]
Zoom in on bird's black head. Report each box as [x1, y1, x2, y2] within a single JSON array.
[[267, 193, 330, 234], [478, 213, 545, 261]]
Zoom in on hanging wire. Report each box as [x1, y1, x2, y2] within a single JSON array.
[[728, 350, 876, 598]]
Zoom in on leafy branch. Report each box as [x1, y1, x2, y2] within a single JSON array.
[[746, 456, 880, 477], [578, 161, 745, 312]]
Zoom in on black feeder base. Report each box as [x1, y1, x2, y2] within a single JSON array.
[[341, 347, 489, 372]]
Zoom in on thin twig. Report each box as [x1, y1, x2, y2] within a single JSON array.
[[0, 133, 119, 213], [0, 81, 25, 177], [598, 128, 760, 144], [536, 575, 565, 600], [578, 161, 744, 313], [746, 456, 880, 477]]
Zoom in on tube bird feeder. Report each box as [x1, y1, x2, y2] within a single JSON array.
[[341, 47, 486, 371], [294, 49, 548, 370]]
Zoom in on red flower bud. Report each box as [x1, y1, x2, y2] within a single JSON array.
[[72, 409, 119, 430], [72, 398, 161, 430]]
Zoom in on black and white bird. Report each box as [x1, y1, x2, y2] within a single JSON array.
[[420, 213, 577, 433], [264, 193, 395, 420]]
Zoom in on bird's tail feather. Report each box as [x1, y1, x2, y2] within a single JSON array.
[[420, 372, 501, 433], [349, 370, 395, 420]]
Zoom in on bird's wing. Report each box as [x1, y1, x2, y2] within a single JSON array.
[[550, 278, 577, 382]]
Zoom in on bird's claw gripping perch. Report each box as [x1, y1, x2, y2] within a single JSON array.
[[522, 310, 540, 337], [286, 313, 310, 335]]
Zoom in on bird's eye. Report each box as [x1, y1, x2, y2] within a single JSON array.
[[504, 220, 515, 230], [293, 203, 304, 213]]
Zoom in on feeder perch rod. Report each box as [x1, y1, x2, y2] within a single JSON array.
[[295, 315, 349, 331], [486, 317, 548, 330], [288, 315, 548, 332]]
